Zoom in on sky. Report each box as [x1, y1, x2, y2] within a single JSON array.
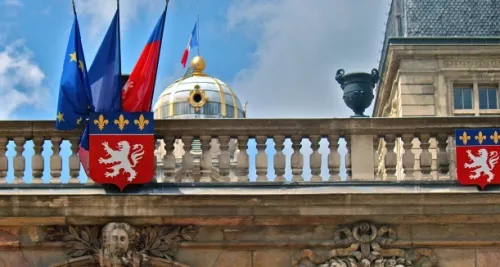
[[0, 0, 391, 183]]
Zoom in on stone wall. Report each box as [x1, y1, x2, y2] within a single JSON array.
[[1, 222, 499, 266]]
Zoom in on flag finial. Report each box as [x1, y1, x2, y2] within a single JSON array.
[[72, 0, 76, 15]]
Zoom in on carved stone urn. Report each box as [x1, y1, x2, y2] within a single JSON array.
[[335, 68, 379, 117]]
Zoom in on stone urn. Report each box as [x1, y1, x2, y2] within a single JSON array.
[[335, 68, 379, 117]]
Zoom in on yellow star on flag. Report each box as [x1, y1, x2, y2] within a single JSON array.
[[57, 112, 64, 122], [78, 60, 84, 71], [76, 117, 82, 125], [69, 52, 77, 62]]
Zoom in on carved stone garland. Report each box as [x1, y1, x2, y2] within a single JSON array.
[[292, 222, 438, 267], [45, 222, 198, 267]]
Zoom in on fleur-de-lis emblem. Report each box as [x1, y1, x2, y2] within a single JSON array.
[[93, 114, 109, 131], [134, 114, 149, 130], [491, 131, 500, 144], [459, 131, 470, 145], [114, 114, 129, 131], [475, 131, 486, 144]]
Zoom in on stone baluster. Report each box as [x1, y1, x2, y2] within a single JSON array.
[[218, 136, 230, 182], [384, 134, 397, 180], [373, 136, 380, 180], [255, 136, 268, 182], [273, 135, 286, 182], [0, 137, 8, 184], [436, 134, 450, 179], [163, 136, 176, 182], [50, 137, 62, 184], [153, 139, 161, 183], [345, 136, 351, 180], [327, 135, 341, 181], [291, 135, 304, 182], [13, 137, 25, 183], [199, 136, 212, 182], [31, 137, 45, 184], [419, 134, 433, 178], [236, 136, 249, 182], [68, 137, 80, 184], [401, 134, 415, 180], [309, 135, 322, 182], [181, 136, 194, 182]]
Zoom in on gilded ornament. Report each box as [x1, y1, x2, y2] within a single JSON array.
[[94, 114, 109, 131], [491, 131, 500, 144], [114, 114, 129, 131], [475, 131, 486, 144], [134, 114, 150, 130], [187, 84, 208, 112], [459, 131, 470, 145]]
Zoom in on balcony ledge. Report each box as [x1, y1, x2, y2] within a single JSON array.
[[0, 181, 492, 195], [0, 181, 499, 227]]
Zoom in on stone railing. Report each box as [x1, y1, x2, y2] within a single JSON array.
[[0, 117, 497, 185]]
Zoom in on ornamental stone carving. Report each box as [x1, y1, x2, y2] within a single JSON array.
[[292, 222, 438, 267], [45, 222, 198, 267], [443, 57, 500, 69]]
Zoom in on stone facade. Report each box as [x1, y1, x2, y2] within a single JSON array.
[[375, 42, 500, 180]]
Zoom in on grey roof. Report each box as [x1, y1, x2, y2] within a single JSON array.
[[379, 0, 500, 74], [404, 0, 500, 37]]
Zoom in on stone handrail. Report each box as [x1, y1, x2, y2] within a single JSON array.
[[0, 116, 497, 184]]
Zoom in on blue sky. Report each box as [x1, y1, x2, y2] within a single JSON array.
[[0, 0, 390, 183]]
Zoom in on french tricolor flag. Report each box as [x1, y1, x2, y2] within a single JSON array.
[[180, 22, 198, 68]]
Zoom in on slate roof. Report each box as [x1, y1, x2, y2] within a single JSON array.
[[404, 0, 500, 37], [379, 0, 500, 76]]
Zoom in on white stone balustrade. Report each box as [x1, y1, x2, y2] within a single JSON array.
[[0, 117, 496, 184]]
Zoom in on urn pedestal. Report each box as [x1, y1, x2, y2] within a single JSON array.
[[335, 68, 379, 117]]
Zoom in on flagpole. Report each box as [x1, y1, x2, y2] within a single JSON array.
[[197, 5, 200, 56], [72, 0, 76, 15], [117, 0, 123, 91]]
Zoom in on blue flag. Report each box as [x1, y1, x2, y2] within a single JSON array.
[[55, 15, 93, 130], [88, 10, 122, 112], [78, 9, 121, 176]]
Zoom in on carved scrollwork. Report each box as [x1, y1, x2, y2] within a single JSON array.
[[292, 222, 438, 267], [45, 222, 198, 267], [443, 57, 500, 69]]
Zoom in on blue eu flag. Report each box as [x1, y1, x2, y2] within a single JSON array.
[[55, 15, 93, 130]]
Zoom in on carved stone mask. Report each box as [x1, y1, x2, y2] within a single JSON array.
[[109, 228, 129, 254]]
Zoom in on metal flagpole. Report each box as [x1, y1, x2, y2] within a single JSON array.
[[72, 0, 76, 15], [197, 5, 200, 55]]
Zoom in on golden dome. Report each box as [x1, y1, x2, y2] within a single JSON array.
[[190, 56, 206, 75], [153, 56, 247, 119]]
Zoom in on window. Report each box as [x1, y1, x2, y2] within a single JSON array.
[[479, 87, 498, 109], [452, 82, 500, 115], [453, 87, 473, 109]]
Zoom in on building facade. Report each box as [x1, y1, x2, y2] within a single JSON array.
[[1, 1, 500, 266]]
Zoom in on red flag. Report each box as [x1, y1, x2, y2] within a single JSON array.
[[122, 7, 167, 112]]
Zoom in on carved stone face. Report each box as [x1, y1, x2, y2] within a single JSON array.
[[109, 228, 129, 254]]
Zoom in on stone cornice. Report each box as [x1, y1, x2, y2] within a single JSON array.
[[1, 182, 500, 226], [374, 38, 500, 117], [3, 116, 500, 138]]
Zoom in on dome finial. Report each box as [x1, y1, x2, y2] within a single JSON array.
[[190, 55, 206, 75]]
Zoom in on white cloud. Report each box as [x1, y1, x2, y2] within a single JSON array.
[[74, 0, 163, 39], [2, 0, 22, 7], [0, 40, 49, 119], [227, 0, 391, 118]]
